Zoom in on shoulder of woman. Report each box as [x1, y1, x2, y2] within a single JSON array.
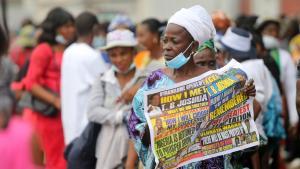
[[32, 43, 52, 56]]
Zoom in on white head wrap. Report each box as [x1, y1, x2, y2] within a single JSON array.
[[168, 5, 216, 45]]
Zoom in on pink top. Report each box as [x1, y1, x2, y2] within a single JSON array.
[[0, 116, 38, 169]]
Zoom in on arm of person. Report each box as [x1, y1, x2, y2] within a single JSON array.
[[281, 50, 299, 126], [25, 44, 60, 109], [242, 79, 261, 119], [125, 140, 138, 169], [30, 84, 60, 109], [118, 76, 146, 104], [296, 79, 300, 114], [253, 99, 261, 120], [87, 75, 126, 125]]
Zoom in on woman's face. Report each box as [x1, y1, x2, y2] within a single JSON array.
[[57, 21, 76, 43], [193, 48, 216, 70], [150, 94, 160, 106], [162, 23, 196, 61], [107, 47, 135, 72], [262, 24, 279, 38], [136, 24, 158, 50]]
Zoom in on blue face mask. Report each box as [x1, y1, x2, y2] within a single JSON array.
[[55, 34, 67, 45], [165, 41, 194, 69], [112, 63, 136, 74], [92, 36, 106, 49]]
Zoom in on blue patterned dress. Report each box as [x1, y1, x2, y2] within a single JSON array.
[[127, 69, 225, 169]]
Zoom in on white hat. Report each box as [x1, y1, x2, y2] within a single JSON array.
[[168, 5, 216, 45], [220, 27, 256, 60], [101, 29, 137, 50]]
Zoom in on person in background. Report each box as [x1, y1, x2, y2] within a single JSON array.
[[108, 14, 135, 32], [219, 27, 284, 169], [0, 95, 44, 169], [93, 21, 111, 66], [87, 29, 146, 169], [281, 19, 299, 50], [9, 25, 36, 69], [136, 18, 166, 72], [257, 19, 299, 139], [61, 12, 107, 145], [211, 10, 231, 41], [289, 31, 300, 64], [23, 7, 75, 169], [0, 2, 43, 168], [193, 39, 217, 70]]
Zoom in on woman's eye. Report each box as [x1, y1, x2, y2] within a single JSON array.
[[162, 38, 168, 44], [209, 61, 216, 67], [196, 61, 206, 66]]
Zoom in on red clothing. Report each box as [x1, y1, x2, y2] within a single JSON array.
[[9, 44, 33, 69], [25, 43, 66, 169]]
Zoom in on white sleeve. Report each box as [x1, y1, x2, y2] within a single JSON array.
[[280, 50, 299, 125], [83, 51, 107, 86]]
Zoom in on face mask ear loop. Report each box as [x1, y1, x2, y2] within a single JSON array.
[[183, 41, 194, 56]]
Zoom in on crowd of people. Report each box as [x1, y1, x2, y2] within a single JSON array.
[[1, 3, 300, 169]]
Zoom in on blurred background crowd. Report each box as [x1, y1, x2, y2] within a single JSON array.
[[1, 0, 300, 169]]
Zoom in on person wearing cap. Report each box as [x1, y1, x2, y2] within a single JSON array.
[[128, 5, 256, 169], [87, 29, 146, 169], [61, 12, 107, 145], [108, 14, 135, 32], [219, 27, 286, 168], [9, 25, 36, 69]]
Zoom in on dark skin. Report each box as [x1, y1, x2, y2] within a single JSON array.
[[142, 23, 258, 146], [107, 47, 136, 89], [136, 24, 162, 59]]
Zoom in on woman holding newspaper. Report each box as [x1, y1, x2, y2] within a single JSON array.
[[128, 5, 256, 169], [86, 29, 146, 169]]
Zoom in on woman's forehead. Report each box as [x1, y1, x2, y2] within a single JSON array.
[[165, 23, 188, 37], [107, 46, 133, 53]]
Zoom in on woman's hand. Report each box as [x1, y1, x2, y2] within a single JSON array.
[[243, 79, 256, 97], [52, 96, 61, 110]]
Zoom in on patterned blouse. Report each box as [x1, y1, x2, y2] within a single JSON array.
[[127, 69, 225, 169]]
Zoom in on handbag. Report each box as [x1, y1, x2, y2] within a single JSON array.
[[19, 88, 58, 117], [64, 122, 101, 169], [64, 74, 105, 169]]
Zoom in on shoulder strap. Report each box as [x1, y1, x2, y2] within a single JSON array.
[[99, 73, 106, 106], [270, 49, 281, 72]]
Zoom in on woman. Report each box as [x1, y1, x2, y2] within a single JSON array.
[[128, 5, 256, 169], [23, 7, 75, 169], [87, 29, 146, 169], [136, 18, 165, 72]]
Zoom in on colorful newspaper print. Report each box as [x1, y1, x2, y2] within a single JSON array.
[[144, 60, 260, 169]]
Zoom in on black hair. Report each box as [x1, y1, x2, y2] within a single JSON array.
[[21, 18, 35, 28], [141, 18, 166, 38], [75, 11, 98, 37], [0, 0, 8, 56], [38, 7, 74, 45], [256, 20, 280, 34], [236, 15, 258, 34], [284, 19, 300, 41], [98, 21, 110, 34]]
